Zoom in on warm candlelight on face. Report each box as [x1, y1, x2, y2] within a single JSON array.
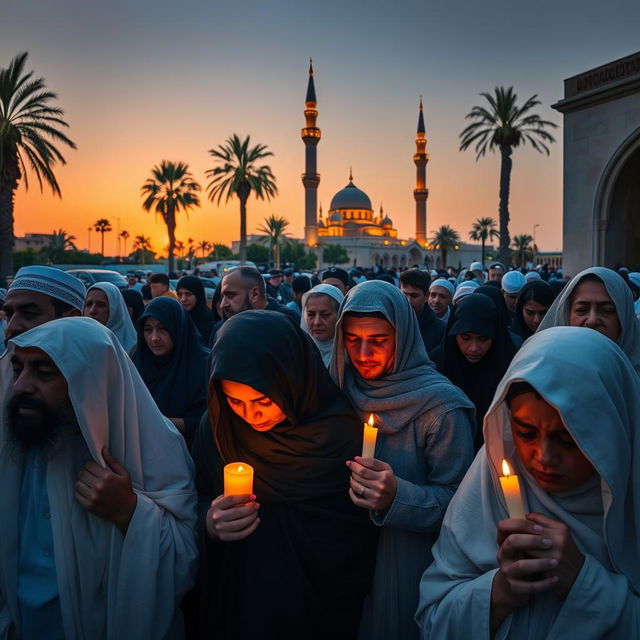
[[362, 413, 378, 459], [224, 463, 254, 496], [499, 459, 526, 519]]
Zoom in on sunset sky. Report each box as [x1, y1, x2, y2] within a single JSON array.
[[3, 0, 639, 257]]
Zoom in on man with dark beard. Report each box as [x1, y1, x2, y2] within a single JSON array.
[[207, 266, 298, 346], [0, 318, 198, 640]]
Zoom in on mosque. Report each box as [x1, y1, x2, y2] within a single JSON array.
[[301, 62, 430, 270]]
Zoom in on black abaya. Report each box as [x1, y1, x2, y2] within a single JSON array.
[[192, 311, 376, 640]]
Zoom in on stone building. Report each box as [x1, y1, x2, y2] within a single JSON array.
[[553, 50, 640, 275]]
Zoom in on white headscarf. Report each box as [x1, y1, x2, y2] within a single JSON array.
[[537, 266, 640, 374], [88, 281, 137, 353], [0, 318, 198, 639], [300, 284, 344, 367], [418, 327, 640, 637]]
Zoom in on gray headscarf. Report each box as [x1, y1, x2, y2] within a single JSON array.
[[330, 280, 473, 432], [300, 283, 344, 367], [537, 266, 640, 374]]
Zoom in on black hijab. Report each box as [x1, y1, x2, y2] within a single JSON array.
[[192, 311, 376, 639], [431, 294, 517, 450], [511, 280, 556, 340], [133, 297, 209, 441], [475, 284, 523, 347], [120, 288, 144, 324], [176, 275, 215, 344]]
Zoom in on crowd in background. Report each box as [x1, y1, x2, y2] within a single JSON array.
[[1, 257, 640, 639]]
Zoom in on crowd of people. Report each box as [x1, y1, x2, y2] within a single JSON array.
[[1, 258, 640, 639]]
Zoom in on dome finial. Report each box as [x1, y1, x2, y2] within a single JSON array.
[[349, 166, 353, 182]]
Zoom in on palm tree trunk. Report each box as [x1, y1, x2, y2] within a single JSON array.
[[498, 144, 513, 267], [481, 237, 486, 268], [274, 239, 280, 269], [100, 231, 105, 256], [441, 249, 447, 269], [0, 188, 16, 279], [0, 154, 20, 279], [237, 182, 251, 265], [167, 207, 176, 275]]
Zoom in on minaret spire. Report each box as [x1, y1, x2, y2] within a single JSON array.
[[302, 60, 321, 247], [413, 96, 429, 245]]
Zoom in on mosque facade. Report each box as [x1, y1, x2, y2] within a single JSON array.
[[301, 62, 428, 270]]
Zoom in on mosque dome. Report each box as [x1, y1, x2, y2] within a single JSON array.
[[329, 179, 372, 211], [381, 215, 393, 228], [329, 211, 343, 224]]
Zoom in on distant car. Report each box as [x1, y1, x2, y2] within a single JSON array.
[[66, 269, 128, 290]]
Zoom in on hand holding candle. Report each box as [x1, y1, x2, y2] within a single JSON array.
[[224, 463, 254, 496], [499, 459, 526, 519], [362, 414, 378, 459]]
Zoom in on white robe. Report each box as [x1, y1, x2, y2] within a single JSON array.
[[0, 317, 198, 640], [417, 326, 640, 639]]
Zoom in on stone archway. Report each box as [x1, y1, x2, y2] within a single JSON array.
[[594, 127, 640, 268]]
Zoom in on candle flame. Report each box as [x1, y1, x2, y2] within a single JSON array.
[[501, 459, 512, 477], [368, 414, 375, 427], [237, 465, 244, 472]]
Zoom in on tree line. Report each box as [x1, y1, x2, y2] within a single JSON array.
[[0, 51, 557, 277]]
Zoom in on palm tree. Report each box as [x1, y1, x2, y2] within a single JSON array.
[[132, 234, 153, 266], [197, 240, 211, 259], [459, 86, 557, 266], [428, 225, 461, 269], [175, 239, 185, 259], [257, 215, 290, 269], [119, 229, 130, 257], [45, 229, 76, 263], [0, 52, 76, 276], [94, 218, 112, 256], [141, 160, 201, 275], [511, 234, 534, 268], [206, 134, 278, 264], [469, 217, 500, 268]]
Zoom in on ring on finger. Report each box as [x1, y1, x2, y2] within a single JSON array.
[[360, 485, 366, 498]]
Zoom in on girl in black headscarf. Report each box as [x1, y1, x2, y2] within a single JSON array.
[[475, 284, 524, 348], [191, 311, 376, 640], [177, 275, 215, 344], [430, 294, 517, 451], [121, 288, 144, 324], [133, 296, 209, 445], [511, 280, 556, 341]]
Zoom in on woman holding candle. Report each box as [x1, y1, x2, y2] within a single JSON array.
[[417, 326, 640, 639], [330, 280, 475, 640], [192, 310, 376, 640]]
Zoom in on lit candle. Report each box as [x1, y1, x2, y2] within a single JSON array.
[[362, 414, 378, 459], [499, 459, 526, 519], [223, 463, 254, 496]]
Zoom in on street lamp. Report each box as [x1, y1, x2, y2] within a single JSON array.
[[533, 224, 540, 266]]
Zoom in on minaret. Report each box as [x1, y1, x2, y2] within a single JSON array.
[[301, 59, 321, 247], [413, 97, 429, 244]]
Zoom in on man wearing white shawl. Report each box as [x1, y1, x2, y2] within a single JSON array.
[[417, 326, 640, 639], [300, 283, 344, 367], [85, 282, 137, 354], [537, 266, 640, 375], [330, 280, 475, 639], [0, 318, 198, 640]]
